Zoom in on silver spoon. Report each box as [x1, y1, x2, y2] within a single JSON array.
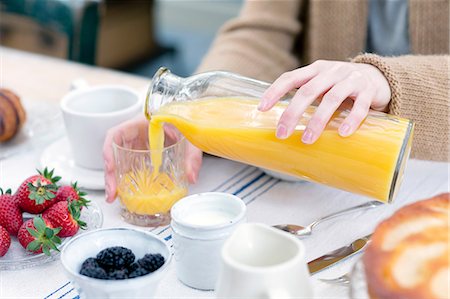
[[274, 201, 382, 237]]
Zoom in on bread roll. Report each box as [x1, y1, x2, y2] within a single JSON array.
[[0, 89, 26, 142], [364, 193, 449, 299]]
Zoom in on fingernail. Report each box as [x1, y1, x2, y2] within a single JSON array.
[[339, 123, 351, 136], [186, 164, 196, 184], [302, 128, 314, 144], [258, 101, 267, 111], [191, 174, 198, 184], [105, 188, 110, 201], [276, 124, 288, 139]]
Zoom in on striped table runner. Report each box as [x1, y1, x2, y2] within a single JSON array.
[[44, 161, 281, 299]]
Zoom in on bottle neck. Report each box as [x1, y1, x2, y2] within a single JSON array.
[[145, 67, 183, 120]]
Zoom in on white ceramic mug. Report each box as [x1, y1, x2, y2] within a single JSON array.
[[61, 84, 141, 170], [171, 192, 247, 290], [215, 223, 313, 298]]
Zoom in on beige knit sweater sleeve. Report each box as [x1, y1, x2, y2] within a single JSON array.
[[353, 54, 449, 161], [196, 0, 303, 82]]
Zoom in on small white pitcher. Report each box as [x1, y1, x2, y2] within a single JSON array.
[[216, 223, 313, 298]]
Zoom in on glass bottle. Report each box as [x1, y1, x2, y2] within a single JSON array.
[[145, 67, 414, 203]]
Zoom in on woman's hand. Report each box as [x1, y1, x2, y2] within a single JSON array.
[[259, 60, 391, 143], [103, 115, 202, 203]]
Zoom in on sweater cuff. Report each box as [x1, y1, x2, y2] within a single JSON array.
[[351, 53, 404, 116]]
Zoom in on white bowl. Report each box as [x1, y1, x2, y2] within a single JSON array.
[[61, 228, 171, 298]]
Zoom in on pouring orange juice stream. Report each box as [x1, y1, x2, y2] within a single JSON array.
[[147, 97, 412, 202]]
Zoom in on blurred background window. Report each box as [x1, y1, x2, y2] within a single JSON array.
[[148, 0, 242, 76], [0, 0, 242, 76]]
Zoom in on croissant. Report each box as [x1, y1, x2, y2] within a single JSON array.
[[0, 89, 26, 142]]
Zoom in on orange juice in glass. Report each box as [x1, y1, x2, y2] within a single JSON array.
[[145, 68, 413, 203], [113, 124, 188, 226]]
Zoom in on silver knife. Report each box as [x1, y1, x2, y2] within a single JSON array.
[[307, 234, 372, 274]]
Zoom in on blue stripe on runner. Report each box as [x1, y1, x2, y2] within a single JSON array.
[[44, 281, 71, 299], [164, 235, 172, 241], [239, 175, 272, 196], [211, 165, 252, 191], [72, 296, 80, 299], [245, 180, 281, 205], [222, 168, 260, 192], [233, 173, 266, 196], [241, 177, 274, 201], [57, 288, 74, 299]]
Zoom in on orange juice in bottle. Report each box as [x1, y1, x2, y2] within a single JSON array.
[[145, 68, 413, 202]]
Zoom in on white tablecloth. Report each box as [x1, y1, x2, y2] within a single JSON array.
[[1, 142, 449, 299]]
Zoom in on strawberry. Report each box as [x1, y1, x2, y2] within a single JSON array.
[[0, 188, 23, 236], [17, 216, 61, 255], [55, 182, 89, 208], [0, 225, 11, 257], [42, 199, 87, 238], [16, 168, 61, 214]]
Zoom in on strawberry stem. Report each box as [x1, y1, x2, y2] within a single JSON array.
[[27, 179, 57, 204], [26, 216, 62, 256], [67, 199, 87, 230], [71, 181, 90, 207], [38, 167, 62, 184]]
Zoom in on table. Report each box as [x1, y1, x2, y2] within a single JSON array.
[[1, 47, 449, 298]]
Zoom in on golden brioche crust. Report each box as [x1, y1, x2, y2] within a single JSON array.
[[0, 88, 26, 142], [364, 193, 449, 299]]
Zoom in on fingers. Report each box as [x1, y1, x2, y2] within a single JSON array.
[[164, 124, 203, 184], [185, 142, 202, 184], [103, 128, 119, 203], [103, 115, 148, 203], [339, 90, 373, 137], [276, 69, 349, 139], [105, 174, 117, 203], [302, 79, 357, 143], [164, 123, 181, 143], [259, 64, 319, 111], [120, 118, 149, 149]]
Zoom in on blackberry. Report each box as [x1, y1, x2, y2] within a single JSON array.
[[80, 267, 108, 279], [137, 253, 165, 272], [81, 257, 100, 269], [96, 246, 135, 269], [108, 269, 129, 280], [128, 266, 150, 278], [127, 262, 140, 272]]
